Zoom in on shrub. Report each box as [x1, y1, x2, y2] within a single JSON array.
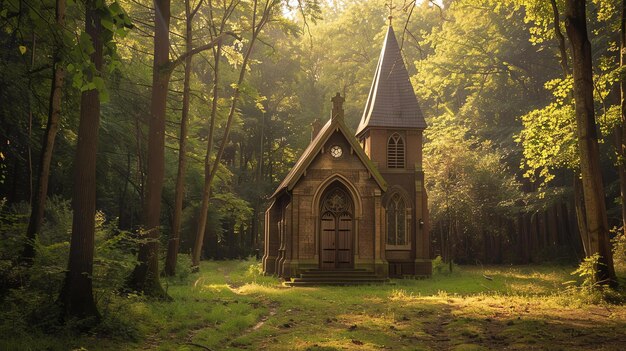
[[432, 255, 456, 275], [162, 253, 194, 286], [246, 260, 263, 281], [432, 256, 445, 274], [613, 229, 626, 274], [563, 254, 625, 304], [0, 201, 144, 339]]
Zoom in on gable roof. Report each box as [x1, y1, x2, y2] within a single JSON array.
[[271, 117, 387, 199], [356, 25, 427, 136]]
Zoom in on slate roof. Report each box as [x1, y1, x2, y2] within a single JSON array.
[[270, 116, 387, 199], [356, 25, 426, 136]]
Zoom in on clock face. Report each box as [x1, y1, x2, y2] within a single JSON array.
[[330, 145, 343, 158]]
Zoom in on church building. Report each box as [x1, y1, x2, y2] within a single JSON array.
[[262, 25, 431, 280]]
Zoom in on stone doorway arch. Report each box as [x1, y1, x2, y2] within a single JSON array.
[[319, 183, 354, 269]]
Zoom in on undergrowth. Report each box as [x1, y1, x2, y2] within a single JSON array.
[[1, 198, 626, 350], [0, 197, 192, 346]]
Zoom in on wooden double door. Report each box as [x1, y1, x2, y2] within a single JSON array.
[[320, 186, 354, 269]]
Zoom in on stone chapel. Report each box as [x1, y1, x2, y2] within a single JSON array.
[[262, 25, 431, 281]]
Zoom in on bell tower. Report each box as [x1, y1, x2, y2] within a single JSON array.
[[356, 25, 431, 276]]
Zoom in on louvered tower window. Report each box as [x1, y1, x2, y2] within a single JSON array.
[[387, 133, 405, 168]]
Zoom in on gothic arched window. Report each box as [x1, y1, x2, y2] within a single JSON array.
[[387, 133, 405, 168], [387, 193, 408, 246]]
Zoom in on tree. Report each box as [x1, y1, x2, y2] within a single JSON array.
[[164, 0, 203, 277], [58, 0, 103, 321], [128, 0, 234, 296], [425, 113, 519, 263], [564, 0, 617, 286], [126, 0, 172, 297], [21, 0, 66, 264], [619, 0, 626, 236], [190, 0, 230, 270], [191, 0, 281, 269], [514, 0, 623, 264]]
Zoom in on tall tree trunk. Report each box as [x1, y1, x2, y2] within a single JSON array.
[[58, 0, 101, 321], [192, 0, 273, 269], [191, 36, 221, 269], [21, 0, 66, 264], [550, 0, 570, 76], [118, 152, 132, 230], [164, 0, 196, 277], [539, 210, 547, 250], [618, 0, 626, 238], [564, 0, 617, 286], [529, 211, 538, 260], [548, 205, 559, 247], [550, 0, 594, 255], [127, 0, 227, 283], [573, 176, 589, 253], [128, 0, 171, 298], [251, 110, 266, 255], [27, 33, 35, 205], [523, 214, 531, 263]]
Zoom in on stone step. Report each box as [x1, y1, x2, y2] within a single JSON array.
[[301, 271, 378, 276], [299, 269, 369, 274], [299, 271, 376, 278], [284, 279, 391, 287], [294, 276, 387, 282], [283, 268, 390, 286]]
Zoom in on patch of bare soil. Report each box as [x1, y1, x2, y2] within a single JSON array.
[[422, 305, 454, 350], [447, 297, 626, 351], [252, 302, 279, 331]]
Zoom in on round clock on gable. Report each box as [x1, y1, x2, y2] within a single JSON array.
[[330, 145, 343, 158]]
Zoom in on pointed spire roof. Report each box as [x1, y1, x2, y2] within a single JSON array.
[[356, 26, 426, 136]]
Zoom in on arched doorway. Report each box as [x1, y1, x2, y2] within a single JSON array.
[[319, 184, 354, 269]]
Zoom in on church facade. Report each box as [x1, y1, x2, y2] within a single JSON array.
[[262, 25, 431, 279]]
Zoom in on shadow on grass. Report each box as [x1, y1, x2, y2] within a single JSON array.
[[4, 260, 624, 351]]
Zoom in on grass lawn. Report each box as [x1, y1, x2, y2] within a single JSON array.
[[3, 260, 626, 350]]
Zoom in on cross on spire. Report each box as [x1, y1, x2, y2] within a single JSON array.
[[387, 0, 396, 26]]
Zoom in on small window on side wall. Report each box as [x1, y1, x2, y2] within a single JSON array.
[[387, 133, 405, 168]]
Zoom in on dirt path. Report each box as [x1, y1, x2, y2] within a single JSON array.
[[223, 270, 281, 348], [421, 304, 453, 351]]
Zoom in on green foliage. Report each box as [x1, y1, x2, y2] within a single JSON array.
[[213, 192, 253, 227], [0, 197, 145, 339], [92, 293, 143, 342], [66, 0, 132, 102], [612, 229, 626, 274], [564, 253, 624, 304], [0, 152, 5, 184], [432, 255, 456, 275], [424, 112, 520, 261], [245, 259, 264, 282], [93, 212, 138, 293], [514, 0, 622, 191], [569, 253, 602, 292], [0, 198, 29, 260], [163, 254, 194, 286], [516, 78, 578, 185]]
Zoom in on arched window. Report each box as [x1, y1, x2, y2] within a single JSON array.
[[387, 133, 405, 168], [387, 193, 408, 246]]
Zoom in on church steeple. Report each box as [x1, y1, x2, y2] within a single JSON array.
[[356, 25, 426, 137]]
